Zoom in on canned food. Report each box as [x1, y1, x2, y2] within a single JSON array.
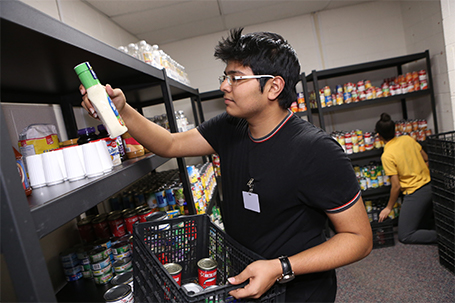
[[123, 210, 139, 235], [92, 262, 113, 277], [64, 265, 83, 276], [92, 214, 111, 239], [112, 241, 130, 255], [138, 207, 154, 223], [77, 218, 96, 243], [60, 248, 78, 263], [182, 282, 204, 295], [198, 258, 217, 288], [108, 213, 127, 238], [93, 270, 114, 285], [113, 257, 133, 273], [66, 271, 83, 282], [104, 284, 133, 303], [164, 263, 183, 286], [111, 272, 134, 292], [90, 247, 110, 263], [91, 257, 111, 271]]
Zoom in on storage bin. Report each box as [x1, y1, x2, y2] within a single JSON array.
[[133, 214, 286, 302], [371, 219, 395, 249], [427, 131, 455, 274]]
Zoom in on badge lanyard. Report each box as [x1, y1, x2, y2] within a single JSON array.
[[243, 177, 260, 213]]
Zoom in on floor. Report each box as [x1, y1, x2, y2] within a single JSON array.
[[335, 229, 455, 303]]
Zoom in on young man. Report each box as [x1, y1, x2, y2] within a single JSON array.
[[81, 28, 372, 302]]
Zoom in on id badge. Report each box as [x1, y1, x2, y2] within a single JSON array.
[[242, 191, 260, 213]]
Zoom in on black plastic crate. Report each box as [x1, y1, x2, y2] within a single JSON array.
[[133, 214, 286, 303], [371, 219, 395, 249], [438, 241, 455, 274]]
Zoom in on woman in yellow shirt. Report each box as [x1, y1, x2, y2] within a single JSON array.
[[376, 113, 437, 244]]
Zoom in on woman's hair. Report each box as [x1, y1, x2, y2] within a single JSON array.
[[375, 113, 395, 141], [214, 28, 300, 109]]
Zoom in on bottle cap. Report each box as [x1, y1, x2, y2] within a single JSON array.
[[74, 62, 101, 89]]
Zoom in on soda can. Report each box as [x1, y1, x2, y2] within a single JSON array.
[[198, 258, 217, 288]]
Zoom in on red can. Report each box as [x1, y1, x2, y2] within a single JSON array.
[[164, 263, 182, 286], [77, 218, 96, 243], [123, 211, 138, 234], [138, 207, 154, 223], [108, 213, 126, 238], [197, 258, 217, 288], [92, 215, 111, 239]]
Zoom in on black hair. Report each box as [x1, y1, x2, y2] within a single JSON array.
[[214, 28, 300, 109], [375, 113, 395, 141]]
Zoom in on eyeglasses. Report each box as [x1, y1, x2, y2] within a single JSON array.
[[218, 74, 275, 86]]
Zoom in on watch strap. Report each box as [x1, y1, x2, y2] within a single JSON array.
[[279, 256, 292, 276]]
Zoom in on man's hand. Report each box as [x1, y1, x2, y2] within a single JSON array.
[[228, 259, 281, 299]]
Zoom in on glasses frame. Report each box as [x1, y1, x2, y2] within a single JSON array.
[[218, 74, 275, 86]]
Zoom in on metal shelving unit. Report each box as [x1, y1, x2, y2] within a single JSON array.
[[305, 50, 438, 133], [0, 1, 201, 301]]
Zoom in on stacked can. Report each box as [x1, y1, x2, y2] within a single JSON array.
[[60, 249, 83, 282], [89, 243, 113, 285], [112, 237, 133, 275], [76, 245, 94, 279]]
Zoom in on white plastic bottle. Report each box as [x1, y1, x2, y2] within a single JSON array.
[[74, 62, 128, 139], [138, 40, 153, 65]]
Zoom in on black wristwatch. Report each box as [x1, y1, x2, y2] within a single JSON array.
[[277, 256, 295, 284]]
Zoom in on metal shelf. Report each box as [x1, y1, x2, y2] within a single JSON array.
[[305, 50, 438, 134], [30, 154, 170, 239]]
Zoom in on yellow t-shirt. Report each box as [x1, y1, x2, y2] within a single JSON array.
[[381, 135, 430, 195]]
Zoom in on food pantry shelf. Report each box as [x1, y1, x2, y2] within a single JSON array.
[[30, 154, 170, 239]]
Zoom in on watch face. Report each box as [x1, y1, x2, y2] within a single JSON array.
[[278, 274, 295, 284]]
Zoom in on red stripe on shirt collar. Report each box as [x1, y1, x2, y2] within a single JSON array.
[[249, 110, 294, 143]]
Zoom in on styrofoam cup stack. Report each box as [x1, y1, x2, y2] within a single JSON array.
[[25, 153, 46, 189], [94, 140, 113, 173], [63, 146, 86, 182], [82, 142, 104, 178], [53, 149, 68, 181], [42, 151, 64, 186]]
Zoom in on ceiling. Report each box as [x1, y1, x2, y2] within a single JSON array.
[[84, 0, 377, 45]]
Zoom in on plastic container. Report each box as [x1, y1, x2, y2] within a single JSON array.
[[371, 219, 395, 249], [133, 214, 286, 303], [74, 62, 128, 139]]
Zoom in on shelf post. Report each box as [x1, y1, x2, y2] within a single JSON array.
[[160, 72, 197, 215], [425, 50, 439, 134], [0, 106, 56, 302]]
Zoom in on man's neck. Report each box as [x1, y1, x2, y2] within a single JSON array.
[[247, 108, 289, 139]]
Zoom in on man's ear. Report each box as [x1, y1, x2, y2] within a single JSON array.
[[267, 76, 285, 101]]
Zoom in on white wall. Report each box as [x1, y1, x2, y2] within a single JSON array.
[[440, 0, 455, 130], [161, 0, 452, 134]]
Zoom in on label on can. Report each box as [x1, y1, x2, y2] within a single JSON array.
[[164, 263, 182, 286], [197, 258, 217, 288], [103, 137, 121, 166]]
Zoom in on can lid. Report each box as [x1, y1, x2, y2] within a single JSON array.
[[197, 258, 217, 271], [103, 284, 131, 301], [164, 262, 182, 275], [111, 271, 133, 285], [74, 62, 101, 89]]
